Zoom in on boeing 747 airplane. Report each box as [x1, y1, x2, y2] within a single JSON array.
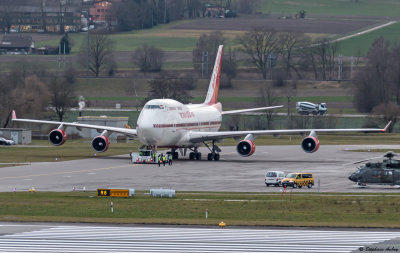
[[12, 45, 390, 161]]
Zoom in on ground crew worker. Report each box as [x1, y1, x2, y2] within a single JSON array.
[[162, 154, 166, 166], [153, 151, 157, 163], [168, 153, 172, 165], [157, 154, 161, 167]]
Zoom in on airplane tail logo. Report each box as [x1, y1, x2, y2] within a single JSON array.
[[204, 45, 223, 105]]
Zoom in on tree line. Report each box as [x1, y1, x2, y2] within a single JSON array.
[[353, 37, 400, 131], [0, 62, 76, 127]]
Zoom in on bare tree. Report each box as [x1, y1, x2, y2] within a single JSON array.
[[221, 47, 237, 88], [372, 102, 400, 133], [280, 32, 306, 79], [12, 75, 50, 119], [133, 44, 164, 73], [238, 27, 281, 79], [192, 31, 225, 76], [40, 0, 47, 32], [58, 0, 67, 33], [48, 74, 76, 122], [185, 0, 202, 18], [258, 84, 279, 130], [78, 31, 114, 77], [354, 37, 391, 112], [0, 61, 50, 126], [299, 42, 319, 80], [146, 74, 193, 104], [390, 43, 400, 104], [314, 39, 339, 80], [0, 0, 15, 32], [237, 0, 260, 14], [0, 76, 15, 127]]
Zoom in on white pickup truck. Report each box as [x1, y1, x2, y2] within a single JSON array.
[[296, 102, 327, 115]]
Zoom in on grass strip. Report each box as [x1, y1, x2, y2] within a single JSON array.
[[1, 191, 400, 228]]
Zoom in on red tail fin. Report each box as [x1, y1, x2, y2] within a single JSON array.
[[204, 45, 223, 105]]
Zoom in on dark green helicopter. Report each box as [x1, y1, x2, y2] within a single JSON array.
[[348, 152, 400, 187]]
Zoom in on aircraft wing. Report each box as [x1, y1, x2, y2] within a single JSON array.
[[12, 111, 137, 136], [221, 105, 283, 115], [188, 122, 391, 143]]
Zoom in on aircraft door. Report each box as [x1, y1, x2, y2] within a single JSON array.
[[382, 170, 394, 184]]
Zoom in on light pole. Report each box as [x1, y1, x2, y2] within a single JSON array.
[[86, 20, 90, 78]]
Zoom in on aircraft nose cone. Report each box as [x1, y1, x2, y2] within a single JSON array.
[[348, 174, 356, 182], [137, 121, 162, 145]]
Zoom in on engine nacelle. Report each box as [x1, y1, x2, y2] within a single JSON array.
[[92, 136, 110, 152], [301, 136, 320, 153], [48, 129, 67, 146], [236, 140, 256, 157]]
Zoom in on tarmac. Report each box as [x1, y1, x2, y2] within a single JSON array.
[[1, 144, 400, 193]]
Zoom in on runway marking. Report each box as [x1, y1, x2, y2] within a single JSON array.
[[0, 164, 135, 180], [0, 225, 399, 252]]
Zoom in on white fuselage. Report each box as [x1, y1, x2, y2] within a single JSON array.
[[136, 99, 222, 147]]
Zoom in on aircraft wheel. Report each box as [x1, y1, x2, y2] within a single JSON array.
[[308, 183, 313, 188], [214, 153, 220, 161], [173, 152, 179, 160], [196, 152, 201, 160], [189, 152, 195, 160], [207, 153, 213, 160], [266, 184, 269, 187], [293, 183, 297, 188]]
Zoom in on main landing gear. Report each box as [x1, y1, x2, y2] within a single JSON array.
[[170, 148, 179, 160], [189, 147, 202, 160], [204, 140, 221, 161]]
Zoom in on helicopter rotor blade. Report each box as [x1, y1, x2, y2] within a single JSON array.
[[343, 156, 383, 166]]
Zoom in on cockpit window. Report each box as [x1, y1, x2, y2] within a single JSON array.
[[144, 105, 164, 109]]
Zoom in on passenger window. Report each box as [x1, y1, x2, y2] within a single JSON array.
[[296, 175, 301, 179]]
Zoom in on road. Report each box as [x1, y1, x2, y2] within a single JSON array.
[[1, 145, 400, 193]]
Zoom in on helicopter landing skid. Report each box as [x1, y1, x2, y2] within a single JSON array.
[[354, 182, 367, 188]]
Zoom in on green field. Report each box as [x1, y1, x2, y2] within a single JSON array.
[[1, 191, 400, 227], [35, 21, 243, 54], [260, 0, 400, 17], [337, 22, 400, 56]]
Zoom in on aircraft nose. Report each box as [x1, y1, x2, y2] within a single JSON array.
[[348, 174, 356, 182], [137, 120, 162, 145]]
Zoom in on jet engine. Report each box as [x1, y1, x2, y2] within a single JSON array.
[[301, 136, 320, 153], [48, 129, 67, 146], [92, 136, 110, 152], [236, 140, 256, 157]]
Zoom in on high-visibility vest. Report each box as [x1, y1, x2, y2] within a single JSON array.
[[162, 156, 166, 161]]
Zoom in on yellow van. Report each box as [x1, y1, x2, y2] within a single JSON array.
[[281, 173, 314, 188]]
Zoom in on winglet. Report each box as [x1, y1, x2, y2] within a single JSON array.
[[383, 121, 392, 132], [12, 110, 16, 120]]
